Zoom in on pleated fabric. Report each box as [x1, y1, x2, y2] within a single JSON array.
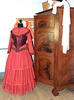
[[3, 49, 36, 95]]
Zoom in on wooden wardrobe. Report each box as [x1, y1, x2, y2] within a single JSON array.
[[34, 7, 74, 96]]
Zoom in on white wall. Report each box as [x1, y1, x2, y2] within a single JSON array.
[[68, 0, 74, 7], [0, 50, 8, 72], [0, 0, 43, 48]]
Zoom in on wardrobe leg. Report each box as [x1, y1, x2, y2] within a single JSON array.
[[52, 88, 59, 96]]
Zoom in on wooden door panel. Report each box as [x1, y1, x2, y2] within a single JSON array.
[[70, 18, 74, 50], [58, 8, 74, 87], [35, 54, 54, 86], [37, 18, 55, 28], [37, 32, 55, 53], [34, 14, 55, 86], [59, 53, 74, 86]]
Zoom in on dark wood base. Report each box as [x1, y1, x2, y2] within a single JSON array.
[[52, 84, 74, 96], [52, 88, 59, 96]]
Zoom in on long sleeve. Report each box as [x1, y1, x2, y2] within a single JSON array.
[[27, 32, 34, 55], [7, 32, 12, 53]]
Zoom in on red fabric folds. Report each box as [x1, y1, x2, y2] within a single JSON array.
[[3, 66, 36, 95]]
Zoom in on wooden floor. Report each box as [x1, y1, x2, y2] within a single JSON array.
[[0, 80, 74, 100]]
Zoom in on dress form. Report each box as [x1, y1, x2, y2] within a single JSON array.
[[18, 20, 23, 28]]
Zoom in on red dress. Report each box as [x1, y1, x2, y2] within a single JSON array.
[[3, 27, 36, 95]]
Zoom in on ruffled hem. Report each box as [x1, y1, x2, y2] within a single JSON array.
[[3, 80, 36, 96], [3, 66, 36, 95]]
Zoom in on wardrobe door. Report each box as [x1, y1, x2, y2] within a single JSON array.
[[34, 14, 55, 86], [58, 8, 74, 87]]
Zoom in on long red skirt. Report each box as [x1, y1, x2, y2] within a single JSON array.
[[3, 49, 36, 95]]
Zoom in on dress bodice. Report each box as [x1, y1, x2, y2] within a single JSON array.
[[8, 27, 34, 54], [11, 27, 30, 52], [11, 33, 27, 51]]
